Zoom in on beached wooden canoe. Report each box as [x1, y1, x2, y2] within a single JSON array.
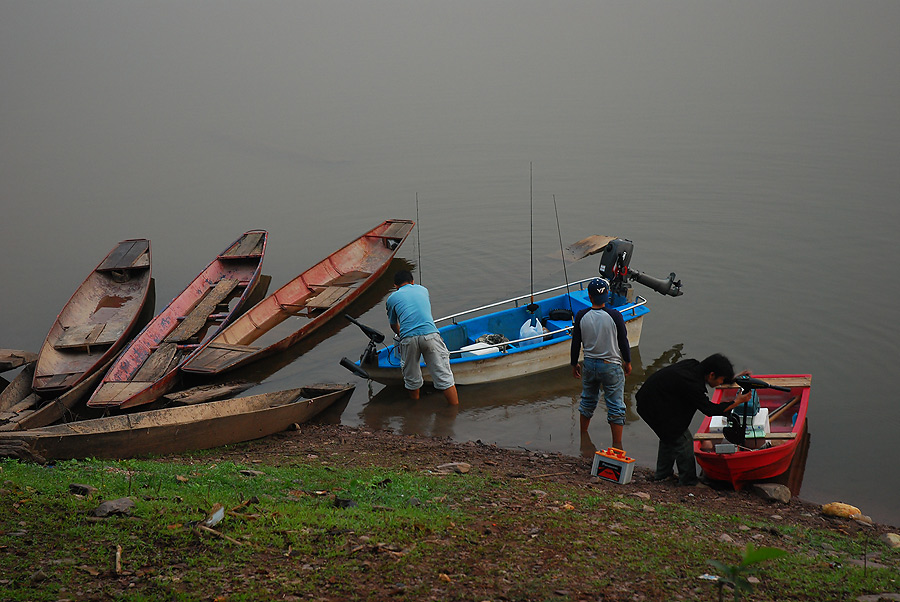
[[1, 356, 115, 431], [181, 219, 414, 375], [0, 383, 354, 461], [693, 375, 811, 490], [0, 363, 37, 413], [0, 350, 38, 373], [87, 231, 267, 410], [32, 239, 153, 398]]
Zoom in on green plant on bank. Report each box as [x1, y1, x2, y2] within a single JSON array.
[[1, 456, 897, 602], [707, 542, 789, 602]]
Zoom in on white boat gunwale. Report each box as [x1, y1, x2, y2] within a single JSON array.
[[436, 276, 648, 326], [369, 279, 649, 371]]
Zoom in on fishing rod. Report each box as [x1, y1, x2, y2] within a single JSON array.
[[552, 195, 575, 317], [415, 192, 422, 285]]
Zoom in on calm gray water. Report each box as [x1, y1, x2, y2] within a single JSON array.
[[2, 2, 898, 525]]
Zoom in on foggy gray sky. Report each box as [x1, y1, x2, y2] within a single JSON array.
[[3, 0, 898, 310], [3, 0, 899, 334], [4, 1, 898, 184]]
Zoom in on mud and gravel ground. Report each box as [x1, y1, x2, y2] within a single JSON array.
[[195, 421, 884, 535], [158, 422, 899, 601]]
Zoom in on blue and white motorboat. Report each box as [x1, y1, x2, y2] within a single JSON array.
[[342, 237, 682, 386]]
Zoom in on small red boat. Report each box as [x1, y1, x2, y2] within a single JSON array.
[[87, 231, 267, 410], [693, 374, 811, 490], [32, 239, 153, 398], [180, 219, 414, 375]]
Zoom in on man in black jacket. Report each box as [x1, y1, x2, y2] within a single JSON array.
[[636, 353, 750, 486]]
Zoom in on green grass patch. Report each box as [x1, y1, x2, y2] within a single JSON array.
[[1, 457, 897, 601]]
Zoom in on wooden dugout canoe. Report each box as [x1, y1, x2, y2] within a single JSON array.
[[87, 231, 267, 410], [180, 219, 414, 375], [0, 383, 354, 461], [32, 239, 152, 398], [693, 375, 811, 491], [0, 350, 38, 373], [1, 358, 112, 431]]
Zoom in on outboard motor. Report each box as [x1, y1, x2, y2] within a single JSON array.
[[339, 314, 386, 379], [598, 238, 634, 304], [598, 238, 683, 305], [722, 377, 792, 447]]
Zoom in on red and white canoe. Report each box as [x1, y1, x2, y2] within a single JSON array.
[[32, 239, 153, 398], [693, 374, 811, 490], [87, 231, 267, 410], [181, 219, 414, 375]]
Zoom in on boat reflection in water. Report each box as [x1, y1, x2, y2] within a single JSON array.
[[356, 345, 680, 449]]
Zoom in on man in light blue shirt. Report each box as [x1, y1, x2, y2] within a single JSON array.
[[386, 270, 459, 405]]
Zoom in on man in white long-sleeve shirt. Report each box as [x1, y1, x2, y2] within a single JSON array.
[[570, 278, 632, 449]]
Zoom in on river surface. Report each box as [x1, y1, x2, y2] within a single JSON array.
[[2, 2, 898, 525]]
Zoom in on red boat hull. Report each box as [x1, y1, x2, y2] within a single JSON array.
[[694, 374, 811, 490], [181, 219, 414, 375]]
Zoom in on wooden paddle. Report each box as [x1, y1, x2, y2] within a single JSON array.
[[769, 396, 800, 423]]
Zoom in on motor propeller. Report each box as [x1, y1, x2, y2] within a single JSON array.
[[339, 356, 371, 379]]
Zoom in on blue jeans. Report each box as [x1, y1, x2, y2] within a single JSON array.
[[579, 358, 626, 425]]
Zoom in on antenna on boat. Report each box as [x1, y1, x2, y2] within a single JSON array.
[[416, 192, 422, 285], [530, 163, 534, 303], [552, 195, 574, 317], [526, 163, 538, 314]]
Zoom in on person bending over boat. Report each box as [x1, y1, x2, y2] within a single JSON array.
[[636, 354, 750, 486], [386, 270, 459, 406], [571, 277, 632, 450]]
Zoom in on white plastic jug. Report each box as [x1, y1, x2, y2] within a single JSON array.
[[519, 317, 543, 344]]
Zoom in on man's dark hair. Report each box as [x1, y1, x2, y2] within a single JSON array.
[[393, 270, 414, 287], [699, 353, 735, 383]]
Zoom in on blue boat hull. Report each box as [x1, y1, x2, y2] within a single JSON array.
[[361, 287, 648, 386]]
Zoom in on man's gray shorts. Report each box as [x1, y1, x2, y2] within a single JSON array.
[[398, 332, 455, 390]]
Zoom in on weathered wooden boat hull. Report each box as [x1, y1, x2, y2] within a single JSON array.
[[181, 220, 414, 375], [1, 384, 353, 461], [1, 357, 114, 431], [32, 239, 152, 398], [0, 350, 38, 373], [0, 362, 37, 413], [694, 375, 811, 491], [361, 282, 648, 386], [87, 231, 267, 410]]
